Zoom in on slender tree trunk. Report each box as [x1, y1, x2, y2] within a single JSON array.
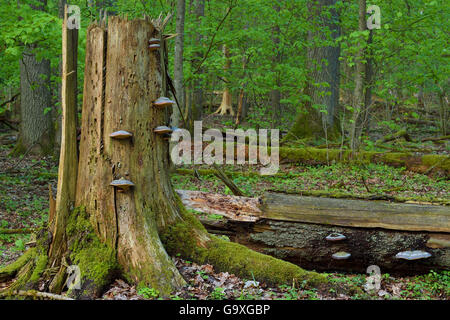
[[215, 44, 234, 115], [55, 0, 68, 152], [235, 54, 249, 125], [438, 87, 448, 135], [192, 0, 205, 122], [270, 5, 281, 127], [361, 30, 373, 136], [173, 0, 186, 128], [350, 0, 367, 151]]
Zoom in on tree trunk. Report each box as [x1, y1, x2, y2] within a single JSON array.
[[0, 17, 327, 299], [192, 0, 205, 122], [270, 5, 281, 127], [349, 0, 366, 151], [172, 0, 186, 128], [215, 45, 234, 115], [13, 49, 54, 155], [283, 0, 340, 142], [54, 0, 68, 151], [12, 0, 54, 156]]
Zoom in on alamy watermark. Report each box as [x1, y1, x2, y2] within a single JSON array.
[[367, 5, 381, 30], [364, 265, 381, 292], [66, 265, 81, 290], [67, 5, 80, 30], [170, 121, 280, 175]]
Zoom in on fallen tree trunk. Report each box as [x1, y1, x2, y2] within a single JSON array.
[[177, 190, 450, 273], [276, 147, 449, 175], [177, 141, 450, 174]]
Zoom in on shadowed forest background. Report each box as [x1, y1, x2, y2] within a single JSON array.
[[0, 0, 448, 300]]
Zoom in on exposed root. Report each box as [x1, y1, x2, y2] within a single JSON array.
[[0, 290, 73, 300], [0, 248, 36, 282]]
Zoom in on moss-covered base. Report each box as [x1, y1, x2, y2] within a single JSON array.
[[0, 207, 119, 299], [65, 207, 119, 299]]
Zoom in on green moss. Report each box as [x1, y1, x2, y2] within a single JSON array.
[[377, 152, 409, 166], [29, 254, 48, 283], [206, 236, 327, 286], [0, 248, 36, 281], [422, 154, 450, 171], [161, 194, 327, 288], [66, 207, 118, 289]]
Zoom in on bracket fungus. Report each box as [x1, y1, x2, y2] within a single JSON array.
[[153, 97, 175, 108], [395, 250, 432, 260], [154, 126, 173, 135], [109, 130, 133, 140], [332, 251, 351, 260], [110, 178, 135, 192], [326, 233, 347, 242], [148, 38, 161, 51]]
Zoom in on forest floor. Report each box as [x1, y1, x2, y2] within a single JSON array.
[[0, 140, 448, 300]]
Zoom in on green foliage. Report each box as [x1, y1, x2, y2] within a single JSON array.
[[137, 287, 160, 299], [210, 287, 226, 300]]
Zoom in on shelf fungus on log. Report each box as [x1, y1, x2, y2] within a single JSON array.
[[395, 250, 432, 260], [154, 126, 173, 135], [153, 97, 175, 108], [109, 130, 133, 140], [110, 178, 135, 192], [326, 233, 347, 241], [332, 252, 351, 260]]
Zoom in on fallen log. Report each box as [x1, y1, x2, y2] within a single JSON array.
[[421, 135, 450, 143], [176, 190, 450, 273], [376, 129, 412, 144], [176, 141, 450, 174]]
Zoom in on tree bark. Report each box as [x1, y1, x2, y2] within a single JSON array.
[[270, 5, 281, 127], [215, 45, 234, 115], [191, 0, 205, 122], [284, 0, 340, 141], [13, 0, 54, 156], [48, 4, 78, 272], [349, 0, 366, 151]]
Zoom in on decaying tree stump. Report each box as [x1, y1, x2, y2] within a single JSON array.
[[0, 16, 327, 299]]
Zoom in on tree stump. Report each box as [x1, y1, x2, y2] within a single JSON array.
[[0, 17, 328, 300]]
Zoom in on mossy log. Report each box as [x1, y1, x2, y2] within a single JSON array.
[[0, 17, 327, 299], [376, 129, 411, 144], [275, 147, 449, 175], [174, 141, 449, 174], [177, 190, 450, 273]]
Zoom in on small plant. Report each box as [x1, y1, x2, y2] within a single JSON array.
[[138, 287, 160, 299], [12, 238, 26, 252], [210, 287, 226, 300], [196, 270, 209, 280]]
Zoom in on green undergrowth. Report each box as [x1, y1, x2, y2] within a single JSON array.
[[171, 163, 449, 204]]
